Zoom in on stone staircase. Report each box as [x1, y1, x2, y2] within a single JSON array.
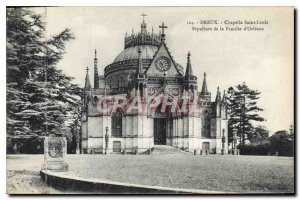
[[151, 145, 188, 155]]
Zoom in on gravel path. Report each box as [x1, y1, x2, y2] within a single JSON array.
[[68, 154, 294, 193], [6, 152, 294, 194], [6, 155, 61, 194], [6, 170, 62, 194]]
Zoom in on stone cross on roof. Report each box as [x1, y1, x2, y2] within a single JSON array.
[[141, 12, 147, 22], [159, 22, 168, 35]]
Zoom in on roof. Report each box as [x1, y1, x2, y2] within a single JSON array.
[[113, 45, 158, 62]]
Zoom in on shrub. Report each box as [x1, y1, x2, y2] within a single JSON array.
[[239, 138, 271, 155], [269, 130, 294, 157], [7, 137, 44, 154]]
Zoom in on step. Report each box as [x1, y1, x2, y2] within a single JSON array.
[[151, 145, 188, 155]]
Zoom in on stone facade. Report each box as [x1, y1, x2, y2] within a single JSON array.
[[81, 18, 228, 154]]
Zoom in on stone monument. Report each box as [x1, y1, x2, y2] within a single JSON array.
[[41, 134, 69, 171], [233, 130, 238, 155]]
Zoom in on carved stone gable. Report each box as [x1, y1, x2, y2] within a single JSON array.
[[146, 43, 181, 77]]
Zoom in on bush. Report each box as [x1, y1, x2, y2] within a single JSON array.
[[238, 133, 294, 157], [7, 135, 78, 154], [239, 139, 271, 155], [269, 130, 294, 157], [7, 137, 44, 154]]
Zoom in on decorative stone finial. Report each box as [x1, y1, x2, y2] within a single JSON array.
[[187, 51, 191, 58]]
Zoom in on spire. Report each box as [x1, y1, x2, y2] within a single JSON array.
[[222, 90, 226, 102], [85, 66, 91, 89], [94, 49, 99, 89], [201, 72, 208, 94], [215, 86, 221, 102], [185, 52, 193, 77]]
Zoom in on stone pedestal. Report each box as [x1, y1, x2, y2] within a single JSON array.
[[221, 129, 226, 155], [41, 136, 69, 171]]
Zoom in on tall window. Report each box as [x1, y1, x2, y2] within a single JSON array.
[[108, 78, 113, 89], [201, 110, 211, 138], [119, 76, 125, 88], [112, 110, 122, 137]]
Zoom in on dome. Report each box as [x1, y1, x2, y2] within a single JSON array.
[[114, 45, 158, 62]]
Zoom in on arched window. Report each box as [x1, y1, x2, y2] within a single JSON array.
[[201, 110, 211, 138], [119, 76, 126, 89], [108, 78, 113, 89], [113, 76, 118, 89], [111, 110, 122, 137]]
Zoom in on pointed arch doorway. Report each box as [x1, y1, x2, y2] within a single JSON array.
[[151, 94, 178, 145], [154, 117, 167, 145]]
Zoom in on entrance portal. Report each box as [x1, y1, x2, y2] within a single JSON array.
[[154, 118, 166, 145]]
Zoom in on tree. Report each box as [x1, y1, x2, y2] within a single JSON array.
[[288, 124, 294, 140], [7, 8, 81, 153], [226, 82, 264, 146], [270, 130, 294, 156], [250, 125, 269, 143]]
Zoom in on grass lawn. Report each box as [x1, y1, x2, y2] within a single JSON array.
[[7, 154, 294, 194]]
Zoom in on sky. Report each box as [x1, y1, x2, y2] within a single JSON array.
[[32, 7, 294, 134]]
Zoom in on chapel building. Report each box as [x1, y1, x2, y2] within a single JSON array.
[[81, 16, 228, 154]]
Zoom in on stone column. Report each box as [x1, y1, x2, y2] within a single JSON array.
[[122, 116, 126, 154], [221, 129, 226, 155], [233, 129, 238, 155], [75, 119, 80, 154], [105, 126, 109, 154]]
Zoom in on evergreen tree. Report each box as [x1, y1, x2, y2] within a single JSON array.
[[7, 8, 81, 152], [226, 82, 264, 145]]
